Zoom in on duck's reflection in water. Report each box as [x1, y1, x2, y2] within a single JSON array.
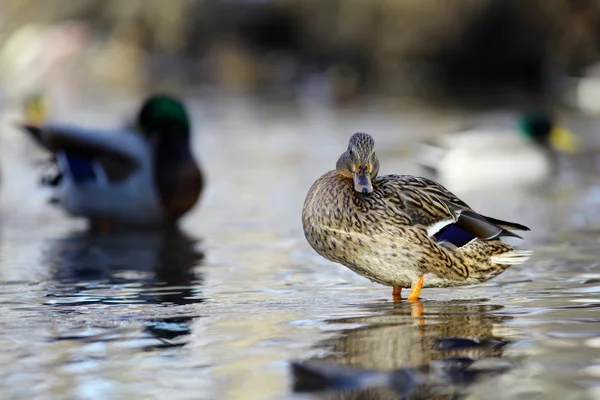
[[44, 228, 204, 347], [293, 300, 515, 399]]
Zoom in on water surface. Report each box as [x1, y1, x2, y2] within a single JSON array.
[[1, 97, 600, 399]]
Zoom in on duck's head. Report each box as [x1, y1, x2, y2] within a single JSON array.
[[336, 132, 380, 194], [518, 112, 578, 153], [137, 94, 190, 139]]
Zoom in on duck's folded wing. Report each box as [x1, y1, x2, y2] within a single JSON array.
[[20, 123, 144, 182], [428, 210, 529, 257], [392, 175, 530, 248], [405, 175, 531, 236], [393, 175, 471, 208]]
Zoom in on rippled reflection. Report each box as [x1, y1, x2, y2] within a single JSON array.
[[44, 229, 204, 305], [293, 299, 515, 399], [41, 228, 205, 349]]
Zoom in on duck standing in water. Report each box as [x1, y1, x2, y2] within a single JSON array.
[[302, 133, 532, 301], [19, 94, 203, 230], [414, 112, 578, 191]]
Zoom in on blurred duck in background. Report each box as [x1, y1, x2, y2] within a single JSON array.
[[414, 112, 579, 192], [18, 94, 203, 231]]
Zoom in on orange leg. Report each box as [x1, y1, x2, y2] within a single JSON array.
[[392, 286, 402, 301], [407, 276, 424, 302]]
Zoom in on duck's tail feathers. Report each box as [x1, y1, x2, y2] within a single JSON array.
[[17, 123, 46, 147], [455, 210, 529, 242], [482, 216, 531, 232], [490, 249, 533, 265], [18, 123, 41, 134]]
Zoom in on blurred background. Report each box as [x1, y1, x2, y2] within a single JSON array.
[[3, 0, 600, 108]]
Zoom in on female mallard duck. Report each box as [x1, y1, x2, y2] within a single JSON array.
[[414, 112, 578, 191], [19, 94, 203, 230], [302, 132, 532, 301]]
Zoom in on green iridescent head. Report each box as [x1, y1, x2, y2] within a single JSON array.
[[137, 94, 190, 137], [518, 112, 553, 143], [518, 112, 578, 152]]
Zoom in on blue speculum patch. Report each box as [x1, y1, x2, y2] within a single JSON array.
[[434, 224, 475, 247], [64, 153, 97, 183]]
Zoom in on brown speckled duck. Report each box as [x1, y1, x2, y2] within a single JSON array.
[[302, 132, 532, 301]]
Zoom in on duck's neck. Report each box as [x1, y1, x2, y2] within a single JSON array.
[[153, 135, 203, 221], [153, 135, 194, 181]]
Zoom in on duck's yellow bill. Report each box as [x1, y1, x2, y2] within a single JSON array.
[[550, 126, 579, 153]]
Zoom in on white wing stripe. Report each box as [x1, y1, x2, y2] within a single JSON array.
[[427, 218, 455, 237]]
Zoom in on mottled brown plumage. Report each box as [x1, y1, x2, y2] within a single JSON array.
[[302, 132, 532, 300]]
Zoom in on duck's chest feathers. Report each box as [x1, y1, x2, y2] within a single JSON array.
[[302, 173, 423, 267]]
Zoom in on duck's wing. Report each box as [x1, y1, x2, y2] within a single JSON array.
[[384, 175, 530, 248], [19, 123, 144, 182]]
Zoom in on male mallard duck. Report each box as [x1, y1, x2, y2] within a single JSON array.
[[414, 112, 578, 191], [19, 94, 203, 230], [302, 132, 532, 301]]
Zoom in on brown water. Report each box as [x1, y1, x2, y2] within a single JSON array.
[[1, 95, 600, 399]]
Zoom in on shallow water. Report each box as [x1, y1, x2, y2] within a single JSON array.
[[1, 96, 600, 399]]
